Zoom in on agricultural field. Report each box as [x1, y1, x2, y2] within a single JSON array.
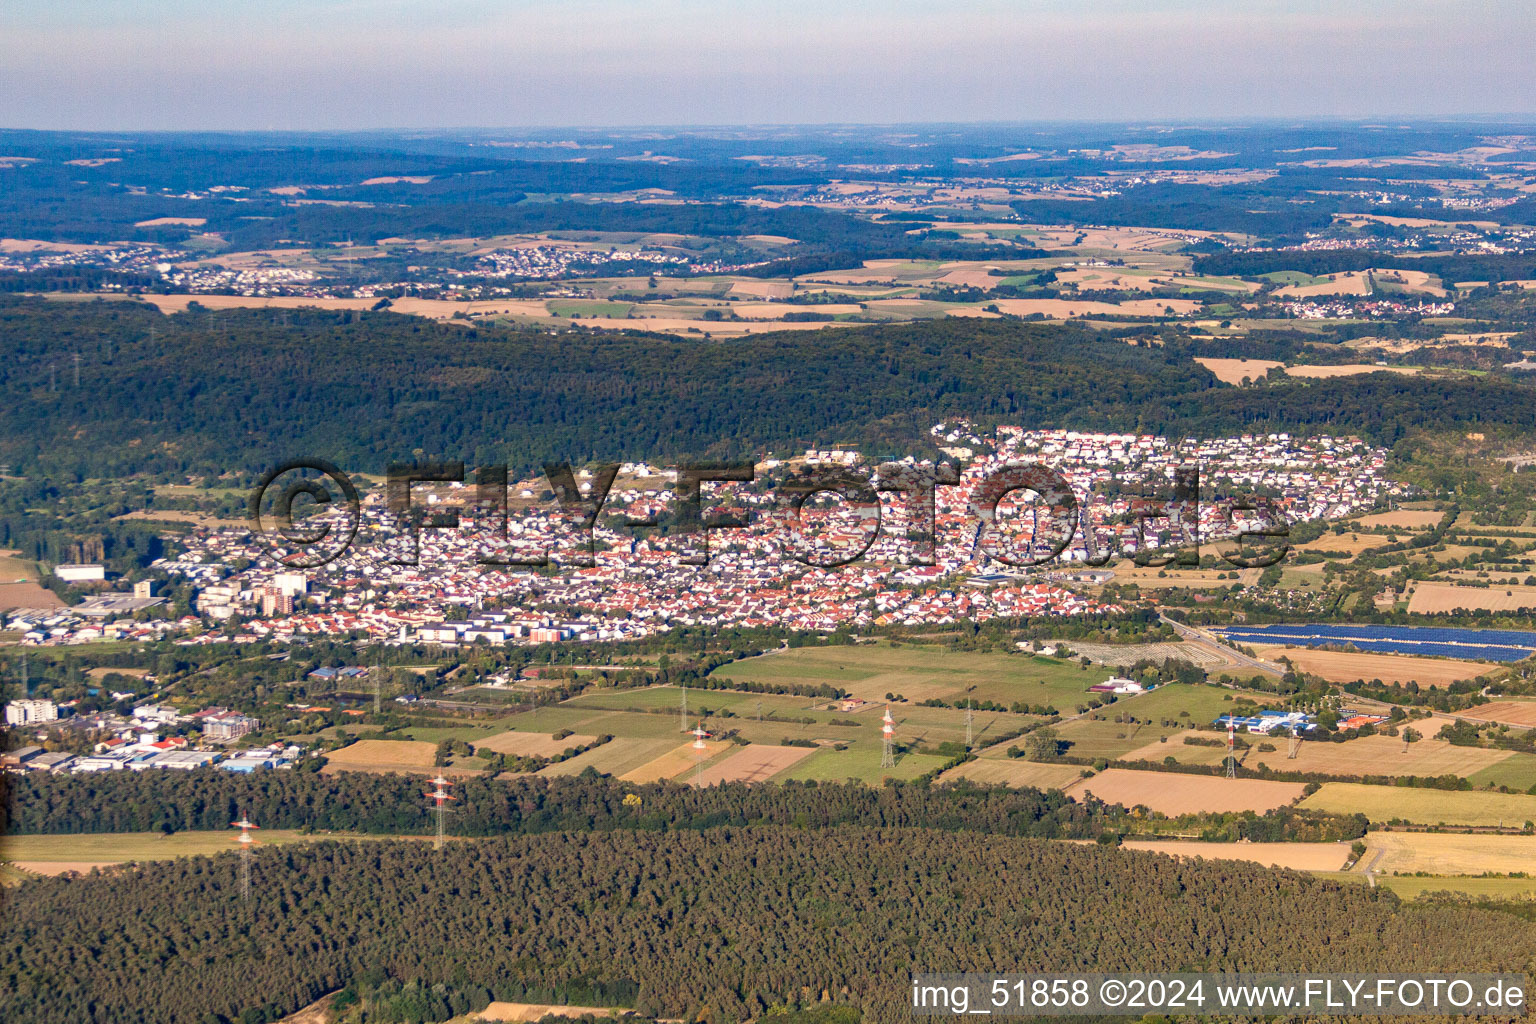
[[713, 642, 1109, 709], [537, 737, 680, 778], [939, 758, 1086, 790], [0, 549, 39, 582], [1154, 731, 1512, 779], [1459, 700, 1536, 728], [473, 730, 596, 759], [688, 743, 818, 786], [1353, 509, 1446, 530], [322, 739, 441, 774], [1362, 831, 1536, 876], [774, 743, 949, 784], [1250, 647, 1490, 686], [1408, 582, 1536, 614], [1360, 875, 1536, 901], [1300, 782, 1536, 827], [1053, 717, 1172, 760], [1, 830, 400, 876], [1195, 357, 1283, 384], [618, 739, 733, 783], [1068, 768, 1306, 815], [1468, 753, 1536, 792]]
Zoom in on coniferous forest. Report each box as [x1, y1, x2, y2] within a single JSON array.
[[6, 827, 1536, 1024]]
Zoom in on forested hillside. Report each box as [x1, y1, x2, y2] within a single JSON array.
[[0, 298, 1206, 477], [5, 828, 1534, 1024], [5, 298, 1536, 479]]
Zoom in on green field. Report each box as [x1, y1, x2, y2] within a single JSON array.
[[1300, 783, 1536, 827], [712, 642, 1101, 709], [1468, 753, 1536, 792], [774, 743, 948, 784]]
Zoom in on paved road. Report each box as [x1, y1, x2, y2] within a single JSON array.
[[1159, 613, 1284, 678]]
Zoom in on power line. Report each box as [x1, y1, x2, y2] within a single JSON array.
[[427, 776, 454, 851], [231, 813, 259, 902]]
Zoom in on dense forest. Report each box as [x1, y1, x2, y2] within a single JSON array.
[[4, 772, 1117, 838], [0, 299, 1207, 477], [4, 828, 1534, 1024], [1194, 249, 1536, 283], [5, 298, 1535, 479]]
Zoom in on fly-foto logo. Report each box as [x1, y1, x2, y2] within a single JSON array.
[[247, 458, 1290, 571]]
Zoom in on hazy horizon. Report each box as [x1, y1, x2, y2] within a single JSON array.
[[4, 0, 1535, 132]]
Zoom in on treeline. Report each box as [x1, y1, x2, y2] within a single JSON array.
[[1193, 249, 1536, 284], [4, 772, 1117, 838], [5, 827, 1534, 1024], [1011, 183, 1337, 239]]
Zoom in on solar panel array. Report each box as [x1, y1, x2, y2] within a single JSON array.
[[1212, 623, 1536, 662]]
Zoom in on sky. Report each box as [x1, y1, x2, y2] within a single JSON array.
[[3, 0, 1534, 130]]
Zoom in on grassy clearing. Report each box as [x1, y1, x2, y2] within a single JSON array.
[[1, 830, 399, 867]]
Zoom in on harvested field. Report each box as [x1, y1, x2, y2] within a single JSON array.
[[1354, 509, 1444, 529], [1195, 357, 1283, 384], [1276, 272, 1372, 297], [1363, 831, 1536, 876], [538, 736, 678, 778], [1299, 782, 1536, 827], [1291, 531, 1394, 555], [474, 730, 596, 759], [939, 758, 1085, 790], [1244, 732, 1510, 779], [1068, 768, 1305, 815], [618, 739, 731, 783], [688, 743, 817, 786], [1249, 646, 1488, 686], [726, 280, 793, 299], [1120, 839, 1353, 871], [963, 297, 1201, 318], [1284, 363, 1420, 379], [1460, 700, 1536, 728], [1408, 582, 1536, 614], [0, 581, 64, 610], [324, 739, 437, 771]]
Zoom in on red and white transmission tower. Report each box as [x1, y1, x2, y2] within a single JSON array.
[[1225, 721, 1237, 779], [426, 776, 454, 850], [231, 813, 259, 901], [881, 706, 896, 768]]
